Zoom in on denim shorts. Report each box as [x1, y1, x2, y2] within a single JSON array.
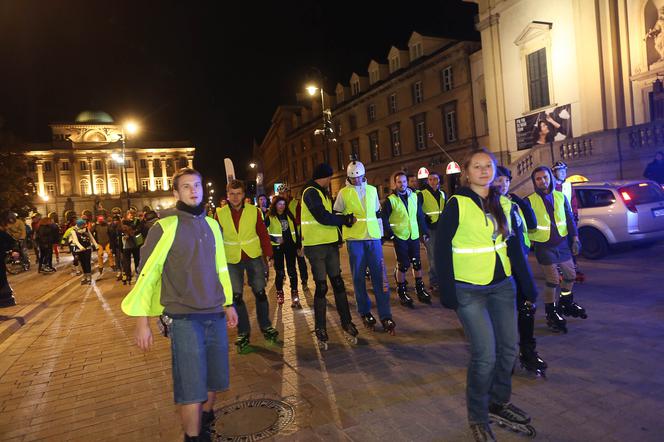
[[168, 312, 229, 404]]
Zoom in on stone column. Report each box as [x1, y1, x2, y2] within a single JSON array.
[[36, 161, 45, 196], [105, 159, 113, 194], [160, 159, 168, 190], [88, 159, 95, 195], [187, 158, 193, 169], [148, 159, 156, 191]]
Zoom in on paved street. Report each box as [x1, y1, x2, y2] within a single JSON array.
[[1, 242, 663, 441]]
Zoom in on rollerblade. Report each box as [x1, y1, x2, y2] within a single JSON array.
[[559, 293, 587, 319], [122, 273, 128, 285], [519, 349, 547, 378], [361, 312, 377, 331], [545, 303, 567, 333], [488, 402, 536, 438], [315, 328, 329, 350], [262, 326, 279, 344], [397, 282, 414, 308], [341, 321, 359, 345], [276, 289, 285, 305], [381, 318, 396, 335], [235, 334, 250, 353], [116, 271, 122, 281], [415, 279, 432, 304], [291, 290, 302, 309], [469, 423, 496, 442]]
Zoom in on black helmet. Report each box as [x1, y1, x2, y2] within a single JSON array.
[[495, 166, 512, 180]]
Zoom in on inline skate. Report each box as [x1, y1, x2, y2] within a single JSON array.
[[381, 318, 396, 335], [361, 312, 377, 331]]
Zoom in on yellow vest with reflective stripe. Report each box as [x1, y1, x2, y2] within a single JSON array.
[[421, 188, 446, 224], [526, 191, 568, 243], [388, 192, 419, 240], [121, 215, 233, 316], [267, 215, 296, 245], [301, 186, 339, 246], [338, 185, 381, 240], [217, 205, 263, 263], [288, 199, 298, 216], [451, 195, 513, 285]]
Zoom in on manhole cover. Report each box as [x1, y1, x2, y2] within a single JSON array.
[[213, 398, 295, 441]]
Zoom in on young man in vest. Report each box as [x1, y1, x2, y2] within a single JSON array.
[[216, 179, 277, 353], [302, 163, 358, 349], [383, 171, 431, 307], [283, 186, 310, 290], [333, 160, 396, 334], [123, 168, 238, 442], [417, 170, 446, 294], [527, 166, 586, 334], [552, 161, 585, 283]]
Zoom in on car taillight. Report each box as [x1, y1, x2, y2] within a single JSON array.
[[619, 189, 637, 213]]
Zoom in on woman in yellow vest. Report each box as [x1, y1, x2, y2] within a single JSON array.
[[281, 185, 310, 289], [266, 196, 302, 308], [434, 148, 538, 440]]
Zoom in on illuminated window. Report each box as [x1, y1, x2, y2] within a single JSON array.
[[154, 178, 163, 190], [140, 159, 147, 169], [527, 48, 550, 110], [79, 179, 91, 195], [390, 123, 401, 157], [141, 179, 149, 192], [46, 183, 56, 196], [109, 178, 121, 195], [60, 161, 70, 171], [95, 178, 105, 194], [94, 160, 102, 170], [44, 162, 52, 172], [80, 161, 88, 171]]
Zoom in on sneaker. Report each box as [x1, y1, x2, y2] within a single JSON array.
[[489, 402, 531, 424], [469, 423, 496, 442]]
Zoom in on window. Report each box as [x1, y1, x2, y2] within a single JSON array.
[[413, 81, 423, 104], [367, 104, 376, 122], [390, 123, 401, 157], [368, 131, 379, 161], [108, 160, 117, 170], [92, 160, 101, 171], [443, 102, 458, 143], [29, 162, 36, 172], [95, 178, 105, 194], [350, 138, 360, 160], [349, 115, 357, 131], [109, 178, 121, 195], [125, 159, 132, 168], [337, 144, 345, 171], [140, 159, 147, 169], [155, 177, 163, 190], [351, 81, 360, 96], [527, 48, 550, 110], [441, 66, 453, 92], [370, 70, 379, 84], [141, 178, 150, 192], [46, 183, 56, 196], [389, 56, 400, 73], [43, 162, 52, 172], [80, 161, 88, 171], [153, 159, 160, 169], [167, 178, 173, 190], [60, 161, 70, 171], [575, 189, 615, 208], [178, 157, 188, 168], [79, 179, 91, 195], [413, 113, 427, 150], [410, 43, 423, 60], [388, 93, 397, 114]]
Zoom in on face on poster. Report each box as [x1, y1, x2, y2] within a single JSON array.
[[515, 104, 572, 151]]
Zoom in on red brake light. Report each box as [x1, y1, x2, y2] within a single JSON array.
[[619, 188, 637, 213], [621, 191, 631, 201]]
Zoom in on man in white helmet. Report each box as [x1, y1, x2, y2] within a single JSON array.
[[333, 160, 396, 334]]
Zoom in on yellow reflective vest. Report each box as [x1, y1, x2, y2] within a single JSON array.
[[388, 192, 420, 240], [121, 215, 233, 316], [301, 186, 339, 246], [513, 202, 531, 249], [267, 214, 296, 245], [421, 188, 446, 224], [337, 185, 381, 240], [216, 205, 263, 264], [451, 195, 513, 285], [526, 191, 568, 243]]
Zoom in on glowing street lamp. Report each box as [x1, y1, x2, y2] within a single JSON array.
[[249, 162, 257, 169], [117, 121, 140, 210]]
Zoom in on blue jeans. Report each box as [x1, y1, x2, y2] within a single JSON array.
[[455, 277, 517, 424], [347, 240, 392, 320], [423, 229, 438, 286], [169, 313, 229, 404], [228, 257, 270, 337]]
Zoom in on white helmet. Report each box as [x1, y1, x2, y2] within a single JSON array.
[[346, 160, 365, 178], [417, 167, 430, 179]]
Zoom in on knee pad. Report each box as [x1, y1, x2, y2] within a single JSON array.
[[397, 262, 410, 273], [255, 290, 267, 302], [330, 274, 345, 293], [411, 257, 422, 271], [314, 280, 328, 298], [233, 294, 245, 307]]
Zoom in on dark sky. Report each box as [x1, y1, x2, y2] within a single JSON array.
[[0, 0, 478, 185]]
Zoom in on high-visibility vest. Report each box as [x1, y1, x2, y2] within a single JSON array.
[[421, 188, 446, 224], [451, 194, 513, 285], [301, 186, 339, 246], [526, 191, 568, 243], [288, 199, 299, 217], [513, 202, 531, 249], [337, 185, 381, 240], [388, 192, 420, 240], [267, 214, 296, 245], [216, 205, 263, 263], [121, 215, 233, 316]]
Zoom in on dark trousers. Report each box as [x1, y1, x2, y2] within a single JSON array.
[[273, 244, 298, 291], [78, 249, 92, 274], [122, 248, 140, 279], [39, 245, 53, 269], [296, 254, 308, 283]]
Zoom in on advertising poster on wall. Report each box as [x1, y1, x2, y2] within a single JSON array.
[[515, 103, 573, 151]]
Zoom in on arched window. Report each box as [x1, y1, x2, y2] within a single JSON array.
[[80, 179, 91, 195], [109, 178, 121, 195], [95, 178, 105, 195]]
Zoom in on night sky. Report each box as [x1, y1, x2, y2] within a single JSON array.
[[0, 0, 478, 186]]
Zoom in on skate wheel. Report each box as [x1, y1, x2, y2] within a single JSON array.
[[318, 341, 328, 350], [525, 425, 536, 438]]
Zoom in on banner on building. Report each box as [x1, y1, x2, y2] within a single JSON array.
[[515, 104, 573, 151]]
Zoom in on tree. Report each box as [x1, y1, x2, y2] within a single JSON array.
[[0, 117, 34, 211]]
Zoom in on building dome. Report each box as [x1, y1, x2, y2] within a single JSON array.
[[75, 110, 114, 124]]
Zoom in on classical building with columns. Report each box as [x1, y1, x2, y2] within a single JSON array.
[[25, 111, 194, 217]]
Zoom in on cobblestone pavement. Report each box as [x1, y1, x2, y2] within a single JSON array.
[[0, 242, 663, 441]]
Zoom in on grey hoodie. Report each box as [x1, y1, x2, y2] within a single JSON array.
[[138, 206, 226, 314]]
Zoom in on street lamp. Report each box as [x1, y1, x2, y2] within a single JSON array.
[[306, 83, 336, 167], [116, 121, 140, 211], [249, 162, 257, 169]]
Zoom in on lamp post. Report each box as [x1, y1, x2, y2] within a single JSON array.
[[306, 84, 336, 167], [115, 122, 139, 211]]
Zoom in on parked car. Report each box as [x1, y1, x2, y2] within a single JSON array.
[[574, 180, 664, 259]]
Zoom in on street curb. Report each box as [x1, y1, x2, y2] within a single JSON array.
[[0, 274, 79, 344]]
